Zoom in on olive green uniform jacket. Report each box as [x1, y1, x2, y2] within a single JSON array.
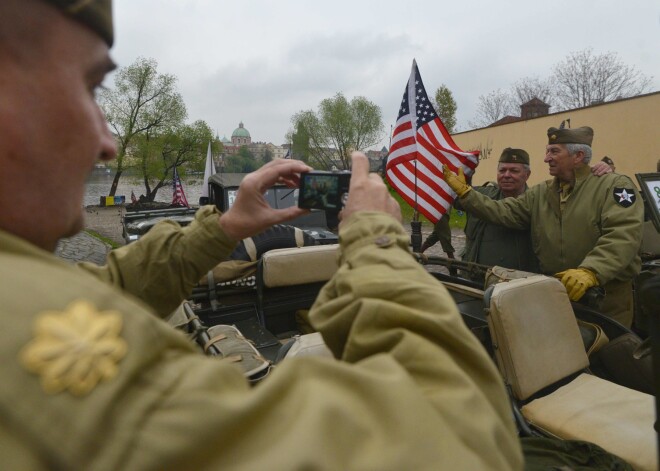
[[459, 185, 539, 277], [459, 166, 643, 326], [0, 207, 522, 470]]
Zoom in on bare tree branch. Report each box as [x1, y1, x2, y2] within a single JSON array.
[[510, 76, 554, 108], [469, 89, 515, 128], [552, 48, 653, 110]]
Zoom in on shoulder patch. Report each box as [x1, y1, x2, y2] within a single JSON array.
[[613, 188, 636, 208], [20, 300, 127, 396]]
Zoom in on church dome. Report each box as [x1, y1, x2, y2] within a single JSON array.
[[232, 122, 251, 138]]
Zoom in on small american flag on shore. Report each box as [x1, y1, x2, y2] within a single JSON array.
[[172, 167, 189, 207]]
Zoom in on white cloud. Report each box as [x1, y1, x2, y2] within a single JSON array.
[[110, 0, 660, 147]]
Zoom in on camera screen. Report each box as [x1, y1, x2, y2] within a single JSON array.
[[299, 174, 341, 210]]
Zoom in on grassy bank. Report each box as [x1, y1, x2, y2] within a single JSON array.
[[84, 229, 122, 249], [388, 187, 466, 229]]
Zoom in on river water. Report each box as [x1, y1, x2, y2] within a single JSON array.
[[85, 174, 204, 207]]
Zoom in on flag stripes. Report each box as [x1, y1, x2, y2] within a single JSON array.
[[386, 60, 479, 224]]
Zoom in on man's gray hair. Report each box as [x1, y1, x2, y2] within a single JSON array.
[[566, 143, 592, 164]]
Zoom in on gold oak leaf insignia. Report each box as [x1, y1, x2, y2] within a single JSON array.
[[20, 300, 127, 396]]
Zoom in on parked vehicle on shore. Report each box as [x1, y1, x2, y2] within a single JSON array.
[[122, 172, 339, 246]]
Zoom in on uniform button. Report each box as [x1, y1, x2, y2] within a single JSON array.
[[374, 236, 391, 247]]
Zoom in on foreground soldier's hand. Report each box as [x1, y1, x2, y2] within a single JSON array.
[[442, 165, 472, 197], [339, 151, 401, 225], [555, 268, 599, 301], [219, 158, 312, 241]]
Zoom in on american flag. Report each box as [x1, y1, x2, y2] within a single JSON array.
[[386, 60, 479, 223], [171, 167, 189, 207]]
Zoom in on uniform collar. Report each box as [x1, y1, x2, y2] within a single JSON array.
[[0, 228, 63, 263], [550, 164, 591, 191], [574, 164, 592, 182]]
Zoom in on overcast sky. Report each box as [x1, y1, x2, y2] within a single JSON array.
[[111, 0, 660, 149]]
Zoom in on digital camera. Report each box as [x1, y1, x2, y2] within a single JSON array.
[[298, 171, 351, 211]]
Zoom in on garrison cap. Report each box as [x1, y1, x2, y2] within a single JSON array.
[[547, 126, 594, 146], [498, 147, 529, 165], [44, 0, 113, 46]]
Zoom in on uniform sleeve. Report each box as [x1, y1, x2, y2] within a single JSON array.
[[77, 205, 237, 316], [579, 176, 644, 284], [1, 212, 523, 470], [460, 187, 533, 230], [422, 213, 454, 253], [436, 213, 455, 253], [309, 212, 523, 470]]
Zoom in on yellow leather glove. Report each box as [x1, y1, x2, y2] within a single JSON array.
[[555, 268, 599, 301], [442, 165, 471, 197]]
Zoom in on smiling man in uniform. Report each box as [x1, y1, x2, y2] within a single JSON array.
[[457, 148, 539, 277]]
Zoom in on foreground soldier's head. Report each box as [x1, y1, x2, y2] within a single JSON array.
[[0, 0, 117, 251]]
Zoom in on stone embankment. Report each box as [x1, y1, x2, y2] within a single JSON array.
[[55, 206, 465, 266], [55, 206, 126, 264]]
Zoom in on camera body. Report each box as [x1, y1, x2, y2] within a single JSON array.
[[298, 170, 351, 211]]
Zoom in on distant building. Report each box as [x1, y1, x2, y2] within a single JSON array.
[[365, 146, 389, 172], [520, 97, 550, 120], [231, 122, 251, 146], [220, 121, 287, 161], [488, 97, 551, 127]]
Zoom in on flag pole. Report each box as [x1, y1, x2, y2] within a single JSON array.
[[387, 59, 479, 254], [409, 60, 422, 253], [410, 162, 422, 253]]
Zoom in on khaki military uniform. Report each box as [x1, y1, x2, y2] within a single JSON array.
[[460, 166, 643, 326], [0, 209, 522, 470], [459, 185, 539, 277], [421, 212, 454, 254]]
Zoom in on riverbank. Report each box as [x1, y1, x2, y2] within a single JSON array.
[[55, 205, 465, 265], [55, 206, 126, 264]]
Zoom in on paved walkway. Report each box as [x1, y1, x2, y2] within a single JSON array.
[[55, 231, 111, 265], [55, 206, 125, 265]]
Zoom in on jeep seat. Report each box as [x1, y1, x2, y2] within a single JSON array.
[[257, 244, 339, 333], [485, 275, 656, 471]]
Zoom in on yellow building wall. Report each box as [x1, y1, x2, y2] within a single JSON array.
[[452, 92, 660, 187]]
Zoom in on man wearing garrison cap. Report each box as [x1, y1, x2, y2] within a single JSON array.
[[452, 147, 539, 280], [0, 1, 523, 469], [444, 125, 643, 327]]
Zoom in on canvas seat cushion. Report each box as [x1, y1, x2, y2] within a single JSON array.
[[261, 244, 338, 288], [522, 373, 656, 471]]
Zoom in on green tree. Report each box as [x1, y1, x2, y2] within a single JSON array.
[[291, 93, 384, 170], [98, 57, 186, 196], [224, 146, 258, 173], [433, 85, 457, 134], [134, 120, 214, 202], [286, 121, 311, 163]]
